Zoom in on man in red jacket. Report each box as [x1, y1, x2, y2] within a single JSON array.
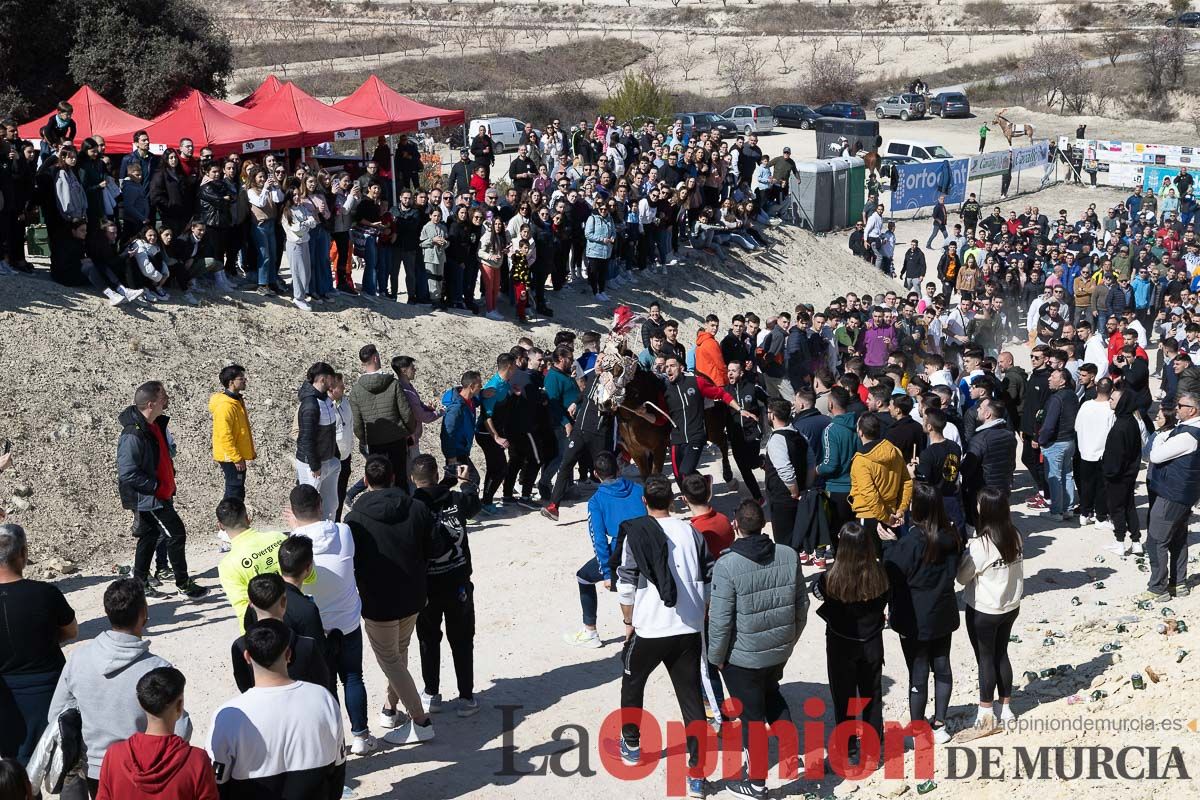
[[97, 667, 217, 800]]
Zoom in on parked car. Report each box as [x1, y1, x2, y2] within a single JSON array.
[[720, 105, 777, 134], [674, 112, 737, 139], [928, 92, 972, 118], [813, 102, 867, 120], [884, 139, 954, 162], [773, 104, 821, 129], [874, 93, 927, 121], [466, 116, 536, 154], [1166, 11, 1200, 26]]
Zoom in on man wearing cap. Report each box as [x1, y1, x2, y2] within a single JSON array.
[[447, 148, 474, 199], [768, 147, 799, 206]]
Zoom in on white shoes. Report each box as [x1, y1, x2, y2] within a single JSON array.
[[377, 707, 401, 730], [350, 734, 378, 755], [1131, 541, 1145, 556], [932, 725, 952, 745], [1080, 515, 1095, 525], [1105, 541, 1132, 556], [456, 698, 480, 718], [421, 692, 442, 714], [1094, 519, 1114, 531], [120, 286, 145, 303], [563, 629, 603, 649], [383, 720, 435, 745], [103, 288, 127, 306], [996, 703, 1016, 723], [216, 529, 232, 553], [970, 707, 997, 730], [293, 298, 312, 312]]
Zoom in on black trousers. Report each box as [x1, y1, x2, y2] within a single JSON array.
[[1105, 478, 1140, 542], [769, 497, 798, 549], [475, 433, 508, 504], [1076, 459, 1107, 520], [335, 455, 352, 523], [417, 580, 475, 700], [826, 631, 884, 745], [1020, 434, 1047, 494], [728, 432, 763, 500], [670, 441, 705, 491], [570, 236, 585, 277], [587, 256, 608, 294], [504, 432, 542, 498], [548, 429, 611, 505], [827, 491, 853, 550], [620, 632, 705, 767], [899, 634, 953, 724], [721, 662, 791, 784], [131, 501, 190, 588], [964, 606, 1018, 702]]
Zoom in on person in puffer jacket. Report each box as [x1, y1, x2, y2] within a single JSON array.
[[707, 500, 807, 797], [296, 363, 341, 522], [439, 373, 483, 483], [848, 413, 912, 540]]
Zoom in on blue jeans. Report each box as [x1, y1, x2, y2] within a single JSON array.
[[218, 461, 246, 501], [336, 626, 369, 735], [1042, 439, 1077, 515], [655, 229, 673, 264], [576, 557, 606, 626], [0, 670, 60, 764], [252, 220, 278, 286], [309, 227, 333, 296], [360, 236, 381, 295]]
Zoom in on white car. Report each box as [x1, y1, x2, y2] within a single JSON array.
[[884, 139, 953, 162], [466, 117, 534, 154], [720, 105, 777, 135]]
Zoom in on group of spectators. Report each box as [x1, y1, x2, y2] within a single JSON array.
[[10, 104, 798, 322]]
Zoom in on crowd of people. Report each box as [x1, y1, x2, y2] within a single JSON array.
[[7, 104, 798, 321], [1, 105, 1198, 800]]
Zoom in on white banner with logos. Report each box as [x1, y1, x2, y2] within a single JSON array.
[[969, 150, 1010, 178], [968, 141, 1049, 178], [1012, 140, 1050, 172], [334, 129, 361, 142], [418, 117, 441, 130]]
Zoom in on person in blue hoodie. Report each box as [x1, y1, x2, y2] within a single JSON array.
[[817, 387, 862, 542], [563, 450, 645, 649], [439, 371, 482, 484]]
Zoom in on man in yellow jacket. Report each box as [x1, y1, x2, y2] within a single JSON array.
[[849, 413, 913, 542], [209, 364, 256, 501]]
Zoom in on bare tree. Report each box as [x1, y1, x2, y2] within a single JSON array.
[[449, 24, 474, 56], [717, 47, 769, 102], [831, 32, 843, 51], [773, 35, 794, 74], [599, 71, 622, 97], [491, 26, 515, 56], [1139, 29, 1190, 96], [1100, 32, 1126, 66], [931, 34, 954, 61], [897, 30, 913, 51], [867, 35, 886, 65]]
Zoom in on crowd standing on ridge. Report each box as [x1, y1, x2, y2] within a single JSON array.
[[1, 104, 1199, 800]]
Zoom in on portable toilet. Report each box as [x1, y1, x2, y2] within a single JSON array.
[[827, 156, 865, 230], [791, 159, 835, 232]]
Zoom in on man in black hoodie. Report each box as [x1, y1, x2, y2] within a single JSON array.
[[1037, 368, 1079, 521], [345, 455, 436, 746], [1020, 346, 1052, 508], [494, 370, 544, 509], [296, 363, 341, 523], [541, 370, 616, 522], [412, 454, 481, 718], [1101, 389, 1144, 556]]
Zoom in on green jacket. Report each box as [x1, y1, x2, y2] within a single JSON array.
[[817, 412, 860, 493], [708, 535, 808, 670], [350, 371, 415, 446]]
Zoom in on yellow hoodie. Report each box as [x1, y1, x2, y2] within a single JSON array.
[[849, 438, 913, 521], [209, 391, 256, 463]]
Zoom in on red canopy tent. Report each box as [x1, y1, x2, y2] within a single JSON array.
[[18, 86, 150, 149], [107, 89, 302, 157], [332, 75, 464, 134], [156, 87, 247, 119], [236, 75, 285, 110], [236, 81, 388, 146]]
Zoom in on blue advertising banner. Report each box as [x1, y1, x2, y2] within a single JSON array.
[[1141, 165, 1180, 194], [891, 158, 972, 210]]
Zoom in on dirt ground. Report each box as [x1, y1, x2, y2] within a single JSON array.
[[4, 172, 1198, 798]]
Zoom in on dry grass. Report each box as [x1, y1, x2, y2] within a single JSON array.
[[232, 33, 429, 69]]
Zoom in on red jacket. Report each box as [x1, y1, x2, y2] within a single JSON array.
[[97, 733, 218, 800]]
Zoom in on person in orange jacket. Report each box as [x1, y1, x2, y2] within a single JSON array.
[[694, 314, 728, 387]]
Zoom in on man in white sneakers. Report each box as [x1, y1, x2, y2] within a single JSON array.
[[1074, 378, 1114, 528], [209, 618, 345, 799], [616, 474, 715, 799]]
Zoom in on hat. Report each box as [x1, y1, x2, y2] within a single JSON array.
[[1173, 306, 1185, 316], [783, 147, 791, 154], [459, 147, 469, 156]]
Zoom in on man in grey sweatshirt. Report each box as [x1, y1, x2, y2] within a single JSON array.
[[47, 578, 191, 784]]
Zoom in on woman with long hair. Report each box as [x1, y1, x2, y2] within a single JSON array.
[[816, 522, 890, 764], [246, 165, 284, 294], [957, 487, 1024, 729], [478, 216, 509, 320], [148, 148, 189, 235], [331, 172, 360, 295], [881, 481, 961, 744], [280, 183, 318, 311], [304, 173, 334, 301]]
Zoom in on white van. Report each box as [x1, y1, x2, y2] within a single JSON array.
[[467, 117, 531, 154], [884, 139, 953, 162]]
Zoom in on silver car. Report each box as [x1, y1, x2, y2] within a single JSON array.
[[720, 105, 777, 135], [874, 93, 927, 121]]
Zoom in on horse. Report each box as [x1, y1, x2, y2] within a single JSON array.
[[993, 109, 1035, 146]]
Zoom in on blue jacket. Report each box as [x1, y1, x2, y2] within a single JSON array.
[[587, 478, 645, 579], [584, 213, 615, 259], [816, 412, 860, 493], [476, 373, 509, 433], [440, 387, 477, 459], [1131, 275, 1152, 309]]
